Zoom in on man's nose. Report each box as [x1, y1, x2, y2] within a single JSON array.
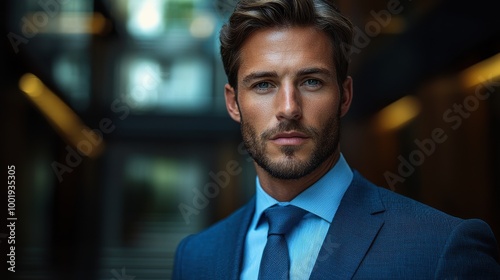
[[276, 82, 302, 121]]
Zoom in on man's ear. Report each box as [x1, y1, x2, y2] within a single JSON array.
[[340, 76, 353, 117], [224, 83, 241, 123]]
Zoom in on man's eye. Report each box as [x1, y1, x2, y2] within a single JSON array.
[[255, 82, 271, 89], [252, 82, 275, 93], [303, 79, 321, 87]]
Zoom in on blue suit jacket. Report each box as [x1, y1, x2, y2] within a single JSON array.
[[173, 171, 500, 279]]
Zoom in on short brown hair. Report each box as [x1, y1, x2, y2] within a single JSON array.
[[220, 0, 354, 90]]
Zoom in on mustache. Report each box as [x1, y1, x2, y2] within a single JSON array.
[[261, 120, 319, 140]]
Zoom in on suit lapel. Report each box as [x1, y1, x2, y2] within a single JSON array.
[[309, 171, 385, 279], [219, 197, 255, 280]]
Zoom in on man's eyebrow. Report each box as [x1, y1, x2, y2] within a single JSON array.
[[297, 67, 333, 77], [242, 71, 278, 85]]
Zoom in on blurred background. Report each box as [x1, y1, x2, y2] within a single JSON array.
[[1, 0, 499, 279]]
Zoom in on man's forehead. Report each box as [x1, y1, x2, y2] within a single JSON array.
[[237, 26, 336, 79]]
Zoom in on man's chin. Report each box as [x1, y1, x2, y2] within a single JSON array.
[[257, 158, 314, 180], [263, 152, 306, 164]]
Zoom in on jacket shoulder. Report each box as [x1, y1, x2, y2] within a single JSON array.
[[172, 198, 255, 280], [364, 174, 463, 227], [351, 171, 500, 278]]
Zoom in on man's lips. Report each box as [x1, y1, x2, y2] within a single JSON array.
[[270, 131, 309, 145]]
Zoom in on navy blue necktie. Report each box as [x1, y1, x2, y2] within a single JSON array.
[[258, 205, 308, 280]]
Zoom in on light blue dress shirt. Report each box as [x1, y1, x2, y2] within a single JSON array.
[[240, 154, 353, 280]]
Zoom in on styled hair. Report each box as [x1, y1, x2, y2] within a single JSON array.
[[219, 0, 354, 90]]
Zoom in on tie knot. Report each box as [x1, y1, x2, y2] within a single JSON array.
[[264, 205, 307, 235]]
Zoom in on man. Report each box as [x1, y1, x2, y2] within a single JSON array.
[[173, 0, 500, 279]]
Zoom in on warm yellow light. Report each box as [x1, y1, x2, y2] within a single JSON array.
[[19, 73, 104, 158], [461, 53, 500, 88], [19, 73, 43, 97], [91, 13, 108, 35], [375, 95, 421, 131], [29, 12, 109, 35], [382, 16, 406, 34]]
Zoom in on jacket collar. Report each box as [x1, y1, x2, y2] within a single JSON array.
[[309, 171, 386, 279]]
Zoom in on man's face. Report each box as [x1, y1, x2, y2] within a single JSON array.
[[225, 26, 352, 180]]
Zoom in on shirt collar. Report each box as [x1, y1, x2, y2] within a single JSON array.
[[252, 154, 353, 229]]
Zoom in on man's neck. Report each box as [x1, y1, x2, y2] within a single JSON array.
[[255, 152, 340, 202]]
